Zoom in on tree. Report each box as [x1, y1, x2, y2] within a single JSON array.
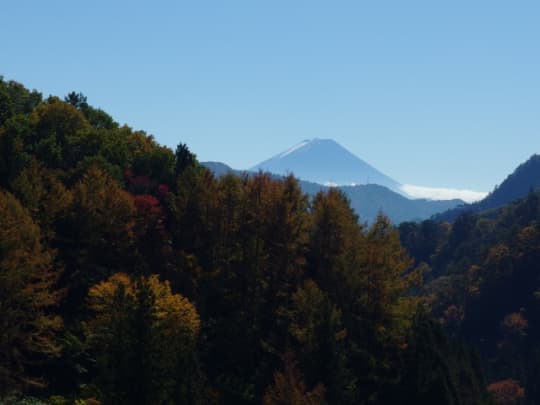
[[0, 77, 42, 126], [28, 97, 90, 169], [487, 379, 525, 405], [0, 114, 32, 188], [59, 166, 136, 319], [11, 160, 72, 242], [131, 194, 171, 275], [175, 142, 198, 176], [64, 92, 88, 111], [0, 191, 62, 397], [69, 165, 135, 265], [348, 215, 421, 399], [86, 273, 202, 404], [359, 215, 420, 345], [388, 311, 490, 405], [263, 354, 325, 405], [65, 91, 117, 130], [307, 188, 365, 305], [286, 280, 354, 403]]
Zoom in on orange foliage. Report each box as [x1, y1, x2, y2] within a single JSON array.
[[501, 312, 528, 336], [487, 379, 525, 405]]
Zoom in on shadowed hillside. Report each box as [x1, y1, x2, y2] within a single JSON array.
[[435, 155, 540, 222]]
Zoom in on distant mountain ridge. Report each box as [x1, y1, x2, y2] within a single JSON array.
[[199, 161, 233, 178], [201, 161, 463, 224], [435, 154, 540, 221], [341, 184, 462, 225], [250, 138, 401, 191]]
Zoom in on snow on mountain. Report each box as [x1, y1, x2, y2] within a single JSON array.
[[278, 139, 312, 158], [250, 138, 401, 191]]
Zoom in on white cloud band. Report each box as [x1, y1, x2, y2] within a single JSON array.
[[400, 184, 487, 203]]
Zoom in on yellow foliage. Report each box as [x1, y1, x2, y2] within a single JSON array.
[[87, 272, 200, 339], [0, 191, 62, 393], [71, 166, 136, 252], [12, 160, 73, 240], [87, 272, 133, 314], [148, 274, 201, 337], [501, 312, 528, 336]]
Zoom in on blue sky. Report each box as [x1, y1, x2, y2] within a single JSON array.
[[2, 1, 539, 191]]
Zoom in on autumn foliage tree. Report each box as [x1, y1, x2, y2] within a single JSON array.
[[488, 379, 525, 405], [0, 78, 497, 404], [0, 191, 61, 397], [86, 273, 202, 404], [59, 166, 136, 318]]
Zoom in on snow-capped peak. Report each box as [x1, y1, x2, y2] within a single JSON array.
[[250, 138, 401, 191], [278, 139, 314, 158]]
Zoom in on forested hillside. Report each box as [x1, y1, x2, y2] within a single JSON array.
[[434, 154, 540, 222], [401, 191, 540, 404], [0, 77, 492, 404]]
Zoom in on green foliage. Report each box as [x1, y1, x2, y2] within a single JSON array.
[[387, 310, 491, 405], [0, 114, 32, 188], [0, 77, 42, 127], [65, 91, 117, 130], [28, 97, 90, 169], [175, 142, 198, 176]]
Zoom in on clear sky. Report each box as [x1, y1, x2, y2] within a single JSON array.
[[2, 1, 539, 191]]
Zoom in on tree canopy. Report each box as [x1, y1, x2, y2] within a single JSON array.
[[0, 77, 496, 404]]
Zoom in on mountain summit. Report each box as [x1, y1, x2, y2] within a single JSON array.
[[250, 138, 400, 190]]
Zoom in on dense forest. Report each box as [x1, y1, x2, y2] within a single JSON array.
[[0, 77, 534, 404], [401, 191, 540, 405]]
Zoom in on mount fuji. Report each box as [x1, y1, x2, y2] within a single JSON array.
[[250, 138, 400, 191], [201, 139, 487, 223]]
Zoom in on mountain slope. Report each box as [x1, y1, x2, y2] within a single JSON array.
[[341, 184, 463, 224], [200, 161, 234, 177], [202, 162, 463, 224], [435, 154, 540, 221], [250, 138, 400, 190], [400, 189, 540, 404]]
